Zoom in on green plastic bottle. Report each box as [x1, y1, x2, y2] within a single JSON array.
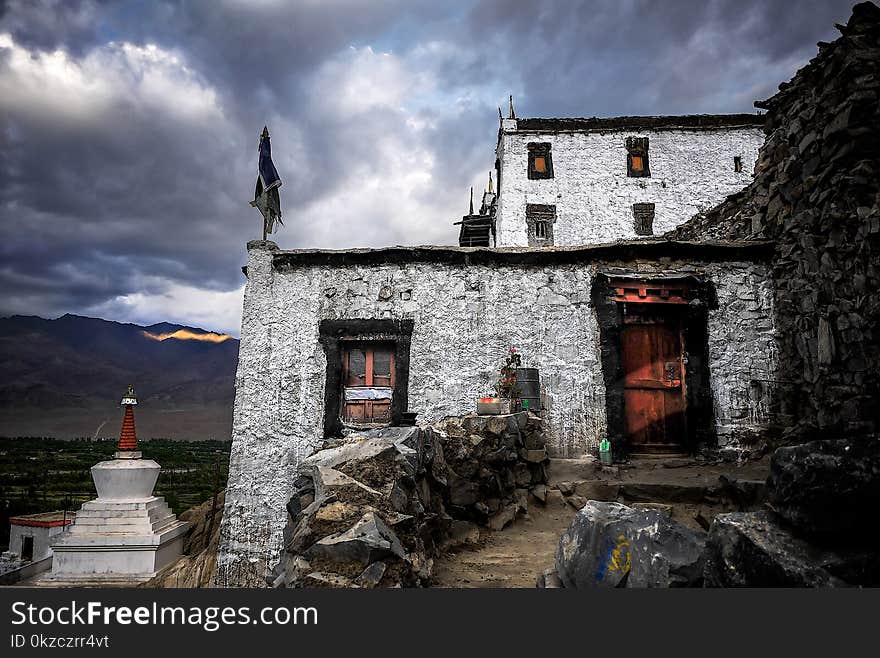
[[599, 438, 612, 466]]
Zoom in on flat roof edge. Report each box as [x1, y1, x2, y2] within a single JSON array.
[[515, 114, 766, 133], [270, 239, 774, 270]]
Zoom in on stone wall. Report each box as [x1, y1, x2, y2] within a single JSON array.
[[273, 415, 550, 589], [669, 2, 880, 440], [215, 241, 776, 585], [495, 123, 763, 247]]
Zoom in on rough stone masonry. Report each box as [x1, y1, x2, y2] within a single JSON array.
[[669, 0, 880, 441]]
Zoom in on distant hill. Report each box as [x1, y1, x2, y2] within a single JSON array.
[[0, 314, 238, 440]]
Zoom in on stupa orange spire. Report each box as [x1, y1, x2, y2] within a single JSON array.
[[117, 385, 138, 452]]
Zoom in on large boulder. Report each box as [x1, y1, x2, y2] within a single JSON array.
[[767, 438, 880, 542], [307, 511, 407, 567], [556, 501, 706, 588], [702, 511, 880, 587]]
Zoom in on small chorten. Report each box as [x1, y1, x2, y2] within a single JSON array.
[[48, 385, 188, 583]]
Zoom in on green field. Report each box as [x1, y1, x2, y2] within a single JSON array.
[[0, 437, 230, 549]]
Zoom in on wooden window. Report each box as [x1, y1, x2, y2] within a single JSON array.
[[734, 156, 743, 173], [633, 202, 655, 236], [526, 203, 555, 246], [342, 343, 395, 425], [371, 350, 393, 387], [527, 143, 553, 179], [626, 137, 650, 178], [345, 347, 367, 386]]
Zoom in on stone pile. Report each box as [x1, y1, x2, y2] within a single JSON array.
[[704, 437, 880, 586], [549, 438, 879, 588], [668, 1, 880, 439], [271, 412, 550, 588], [431, 412, 550, 530]]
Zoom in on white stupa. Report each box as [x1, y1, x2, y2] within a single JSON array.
[[48, 386, 188, 583]]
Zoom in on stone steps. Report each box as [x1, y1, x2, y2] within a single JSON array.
[[79, 497, 166, 512], [76, 503, 170, 519], [550, 479, 766, 506], [68, 508, 178, 535]]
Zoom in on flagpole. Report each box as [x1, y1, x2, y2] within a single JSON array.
[[253, 124, 280, 242]]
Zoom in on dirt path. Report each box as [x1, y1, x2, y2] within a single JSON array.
[[432, 456, 771, 588], [432, 502, 576, 588]]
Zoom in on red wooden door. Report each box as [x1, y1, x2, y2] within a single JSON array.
[[342, 344, 394, 425], [621, 318, 686, 452]]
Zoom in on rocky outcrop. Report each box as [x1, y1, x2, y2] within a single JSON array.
[[555, 501, 706, 588], [272, 412, 550, 588], [703, 511, 878, 587], [703, 437, 880, 587], [656, 2, 880, 589], [143, 491, 224, 588], [668, 2, 880, 440], [767, 438, 880, 541]]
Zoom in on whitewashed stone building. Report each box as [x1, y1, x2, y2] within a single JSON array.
[[217, 111, 779, 586], [466, 113, 764, 247]]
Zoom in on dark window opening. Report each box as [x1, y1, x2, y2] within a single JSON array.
[[734, 156, 743, 173], [21, 535, 34, 561], [632, 202, 655, 236], [528, 142, 554, 179], [318, 319, 413, 439], [626, 137, 650, 177], [526, 203, 555, 246]]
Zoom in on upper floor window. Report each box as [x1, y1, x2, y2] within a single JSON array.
[[625, 137, 650, 177], [526, 203, 556, 246], [632, 202, 656, 236], [528, 142, 554, 179]]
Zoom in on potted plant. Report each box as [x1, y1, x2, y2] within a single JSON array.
[[476, 348, 519, 414]]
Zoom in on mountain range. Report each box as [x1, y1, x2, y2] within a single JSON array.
[[0, 314, 239, 440]]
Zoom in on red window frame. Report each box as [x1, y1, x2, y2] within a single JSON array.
[[342, 343, 395, 425]]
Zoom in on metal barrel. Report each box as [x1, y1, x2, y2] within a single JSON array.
[[515, 368, 541, 411]]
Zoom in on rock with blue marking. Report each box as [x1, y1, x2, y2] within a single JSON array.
[[555, 500, 706, 588]]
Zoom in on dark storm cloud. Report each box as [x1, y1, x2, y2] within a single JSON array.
[[0, 0, 859, 333], [465, 0, 854, 116]]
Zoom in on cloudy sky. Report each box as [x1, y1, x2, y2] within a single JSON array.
[[0, 0, 856, 334]]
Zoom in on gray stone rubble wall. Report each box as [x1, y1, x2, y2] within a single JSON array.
[[668, 2, 880, 440]]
